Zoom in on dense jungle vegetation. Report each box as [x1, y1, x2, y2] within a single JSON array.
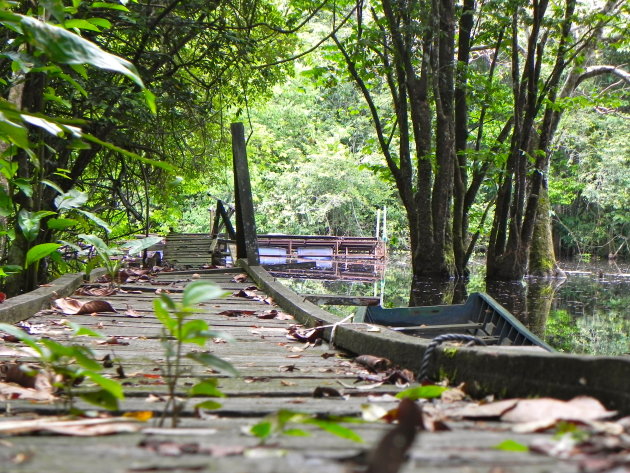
[[0, 0, 628, 296]]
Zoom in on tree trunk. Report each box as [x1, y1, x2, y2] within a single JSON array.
[[529, 184, 565, 278]]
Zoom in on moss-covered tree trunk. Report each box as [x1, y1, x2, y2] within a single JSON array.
[[529, 185, 564, 277]]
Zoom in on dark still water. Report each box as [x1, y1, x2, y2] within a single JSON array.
[[280, 255, 630, 356]]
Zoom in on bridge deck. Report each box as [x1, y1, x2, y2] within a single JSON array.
[[0, 266, 601, 472]]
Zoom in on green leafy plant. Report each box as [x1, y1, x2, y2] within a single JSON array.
[[249, 409, 363, 444], [77, 234, 163, 285], [0, 322, 123, 412], [153, 280, 238, 427]]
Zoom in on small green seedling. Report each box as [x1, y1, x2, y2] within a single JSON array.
[[0, 322, 124, 412], [153, 280, 238, 426], [78, 234, 162, 286], [249, 409, 363, 444]]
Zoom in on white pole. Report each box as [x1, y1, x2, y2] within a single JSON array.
[[375, 208, 381, 239], [382, 206, 388, 242]]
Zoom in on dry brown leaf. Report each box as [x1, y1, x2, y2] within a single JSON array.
[[455, 399, 519, 419], [218, 309, 256, 317], [0, 417, 143, 436], [231, 273, 249, 283], [0, 381, 55, 402], [125, 307, 143, 318], [355, 355, 392, 372], [53, 297, 116, 315], [74, 286, 118, 297], [502, 396, 616, 424]]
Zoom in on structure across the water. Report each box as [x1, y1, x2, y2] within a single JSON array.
[[163, 232, 386, 281]]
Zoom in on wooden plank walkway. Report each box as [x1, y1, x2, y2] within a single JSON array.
[[0, 268, 596, 472]]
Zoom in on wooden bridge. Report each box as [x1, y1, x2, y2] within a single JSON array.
[[1, 124, 623, 472]]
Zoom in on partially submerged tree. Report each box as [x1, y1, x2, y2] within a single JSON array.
[[321, 0, 628, 280]]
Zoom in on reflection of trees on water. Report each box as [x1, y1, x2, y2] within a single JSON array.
[[409, 277, 468, 306], [485, 279, 565, 337]]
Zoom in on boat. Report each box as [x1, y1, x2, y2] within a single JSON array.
[[353, 292, 554, 351]]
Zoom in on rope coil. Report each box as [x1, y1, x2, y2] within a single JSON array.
[[418, 333, 486, 381]]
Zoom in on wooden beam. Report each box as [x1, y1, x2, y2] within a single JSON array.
[[301, 294, 380, 306], [231, 122, 259, 265]]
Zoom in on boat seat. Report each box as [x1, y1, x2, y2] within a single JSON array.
[[391, 322, 484, 333]]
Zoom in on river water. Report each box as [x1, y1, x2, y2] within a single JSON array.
[[280, 255, 630, 356]]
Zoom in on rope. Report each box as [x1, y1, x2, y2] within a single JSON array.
[[418, 333, 486, 382]]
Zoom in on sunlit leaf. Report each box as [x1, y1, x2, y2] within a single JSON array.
[[122, 236, 162, 255], [153, 299, 176, 333], [64, 18, 102, 32], [250, 421, 272, 439], [17, 14, 145, 87], [91, 2, 130, 11], [25, 243, 62, 267], [76, 210, 111, 233], [54, 188, 88, 209], [189, 380, 225, 398], [305, 418, 363, 443], [47, 217, 78, 230], [182, 280, 226, 306], [194, 400, 222, 410], [493, 439, 529, 452], [186, 352, 239, 376], [83, 371, 124, 399], [283, 428, 309, 437], [396, 385, 448, 400]]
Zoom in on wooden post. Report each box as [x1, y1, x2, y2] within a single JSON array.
[[231, 122, 260, 265]]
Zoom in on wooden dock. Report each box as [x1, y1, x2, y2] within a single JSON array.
[[163, 232, 386, 281], [1, 264, 626, 472]]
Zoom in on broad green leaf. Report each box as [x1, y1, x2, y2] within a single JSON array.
[[395, 385, 448, 400], [64, 18, 101, 32], [18, 209, 56, 242], [18, 14, 145, 88], [144, 89, 156, 114], [0, 323, 41, 354], [153, 299, 176, 333], [87, 18, 112, 29], [159, 293, 176, 310], [66, 321, 103, 338], [21, 114, 64, 136], [41, 179, 64, 194], [180, 319, 209, 345], [91, 2, 130, 11], [79, 233, 115, 255], [190, 380, 225, 397], [0, 109, 30, 149], [305, 418, 363, 443], [283, 428, 310, 437], [494, 440, 529, 452], [47, 217, 78, 230], [25, 243, 62, 267], [41, 0, 66, 23], [186, 352, 239, 377], [76, 209, 111, 233], [182, 280, 226, 307], [54, 188, 88, 209], [80, 389, 119, 410], [122, 236, 162, 255], [83, 371, 124, 399], [250, 421, 272, 439], [13, 178, 32, 197], [194, 400, 222, 410]]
